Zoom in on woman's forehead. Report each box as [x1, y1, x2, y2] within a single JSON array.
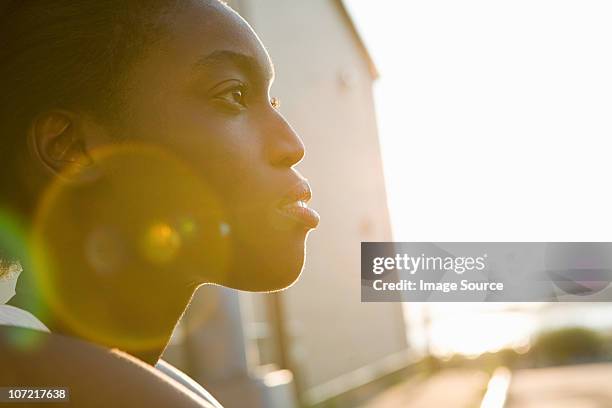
[[161, 1, 272, 78]]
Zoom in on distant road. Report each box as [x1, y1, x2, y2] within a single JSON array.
[[357, 369, 488, 408], [506, 363, 612, 407]]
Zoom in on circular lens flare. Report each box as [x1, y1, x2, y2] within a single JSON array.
[[31, 142, 231, 352]]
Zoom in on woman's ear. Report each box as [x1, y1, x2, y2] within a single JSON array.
[[28, 111, 102, 183]]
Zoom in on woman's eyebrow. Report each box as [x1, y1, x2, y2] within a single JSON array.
[[193, 50, 275, 82]]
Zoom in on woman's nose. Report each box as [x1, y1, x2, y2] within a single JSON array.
[[267, 113, 305, 168]]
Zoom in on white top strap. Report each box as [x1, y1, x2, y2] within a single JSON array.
[[0, 304, 50, 332]]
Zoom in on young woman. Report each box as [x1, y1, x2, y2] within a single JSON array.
[[0, 1, 318, 406]]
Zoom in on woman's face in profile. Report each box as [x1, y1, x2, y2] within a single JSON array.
[[52, 2, 318, 292]]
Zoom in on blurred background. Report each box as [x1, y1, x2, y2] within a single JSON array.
[[162, 1, 612, 407]]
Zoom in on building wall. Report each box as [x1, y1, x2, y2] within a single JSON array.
[[230, 0, 410, 401]]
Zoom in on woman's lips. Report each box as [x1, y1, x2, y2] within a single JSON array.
[[277, 200, 320, 229], [276, 180, 320, 229]]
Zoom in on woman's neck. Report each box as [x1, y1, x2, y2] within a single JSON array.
[[10, 266, 198, 365]]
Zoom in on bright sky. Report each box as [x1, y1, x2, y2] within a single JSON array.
[[346, 0, 612, 243], [346, 0, 612, 355]]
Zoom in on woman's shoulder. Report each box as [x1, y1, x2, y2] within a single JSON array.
[[0, 326, 216, 407]]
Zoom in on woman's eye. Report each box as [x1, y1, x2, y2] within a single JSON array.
[[214, 85, 247, 108]]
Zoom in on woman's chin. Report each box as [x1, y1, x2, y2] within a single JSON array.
[[267, 262, 305, 291], [219, 241, 306, 292], [237, 259, 304, 292]]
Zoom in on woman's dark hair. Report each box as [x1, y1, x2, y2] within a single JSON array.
[[0, 0, 189, 212]]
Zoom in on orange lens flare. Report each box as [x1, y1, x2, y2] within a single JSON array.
[[141, 222, 182, 264]]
